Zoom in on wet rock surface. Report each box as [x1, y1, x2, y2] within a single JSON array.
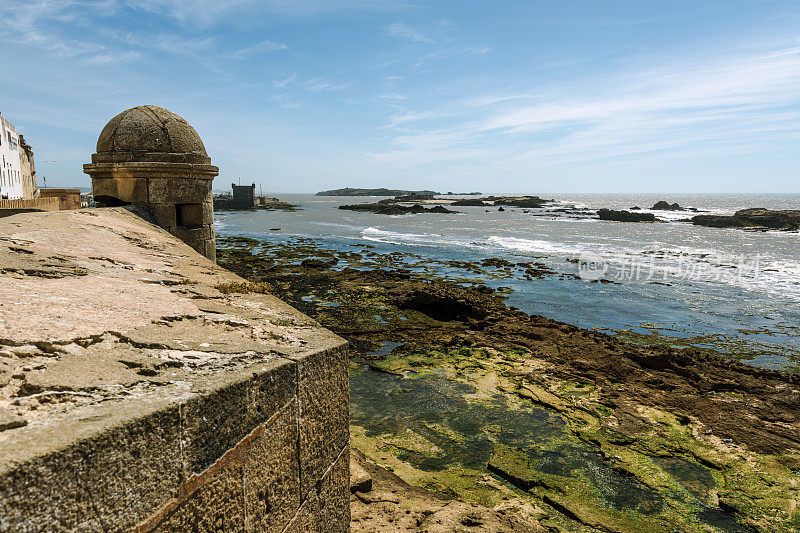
[[350, 448, 543, 532], [218, 235, 800, 531], [597, 208, 657, 222]]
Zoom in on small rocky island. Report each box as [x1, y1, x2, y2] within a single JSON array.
[[692, 208, 800, 231], [451, 195, 553, 208], [651, 200, 684, 211], [339, 203, 458, 215], [317, 187, 439, 196], [336, 193, 556, 215]]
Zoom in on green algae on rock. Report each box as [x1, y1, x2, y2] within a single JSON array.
[[217, 235, 800, 531]]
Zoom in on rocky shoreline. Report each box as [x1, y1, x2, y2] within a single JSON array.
[[218, 235, 800, 532]]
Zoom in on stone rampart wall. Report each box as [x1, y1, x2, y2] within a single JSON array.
[[0, 197, 60, 213], [0, 207, 349, 532]]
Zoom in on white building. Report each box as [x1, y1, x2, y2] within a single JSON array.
[[0, 113, 24, 200]]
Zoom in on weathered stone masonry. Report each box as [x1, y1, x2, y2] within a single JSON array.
[[83, 105, 218, 261], [0, 191, 349, 527]]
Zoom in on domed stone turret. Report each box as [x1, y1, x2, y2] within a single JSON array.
[[84, 105, 219, 261], [95, 105, 208, 160]]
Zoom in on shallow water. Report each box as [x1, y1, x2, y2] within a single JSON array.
[[350, 360, 745, 529], [217, 192, 800, 370]]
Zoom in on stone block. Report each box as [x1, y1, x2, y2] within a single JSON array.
[[176, 202, 203, 227], [319, 446, 351, 532], [244, 400, 300, 532], [293, 344, 349, 495], [245, 362, 296, 430], [280, 445, 349, 533], [171, 226, 207, 245], [147, 178, 170, 204], [190, 239, 207, 259], [203, 237, 217, 262], [0, 450, 94, 531], [282, 491, 319, 533], [148, 175, 211, 205], [151, 449, 245, 532], [93, 176, 148, 204], [202, 200, 214, 223], [164, 118, 203, 154], [150, 203, 176, 227], [114, 107, 164, 152], [350, 455, 372, 493], [0, 403, 182, 531], [181, 360, 295, 476], [168, 178, 212, 204]]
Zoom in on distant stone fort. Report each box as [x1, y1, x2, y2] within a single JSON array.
[[214, 183, 257, 210]]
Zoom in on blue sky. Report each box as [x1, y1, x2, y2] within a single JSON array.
[[1, 0, 799, 193]]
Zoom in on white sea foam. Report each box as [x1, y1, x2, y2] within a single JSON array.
[[312, 221, 364, 231], [359, 222, 800, 299], [487, 236, 598, 256], [362, 227, 454, 247], [488, 236, 800, 300], [555, 200, 590, 209]]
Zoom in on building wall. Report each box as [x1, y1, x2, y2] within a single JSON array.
[[0, 197, 60, 218], [39, 188, 81, 210], [134, 344, 350, 533], [231, 183, 256, 209], [18, 135, 36, 199], [88, 175, 216, 260], [0, 115, 24, 200]]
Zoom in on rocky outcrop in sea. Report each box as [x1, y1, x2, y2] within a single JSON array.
[[597, 208, 656, 222], [692, 208, 800, 231], [338, 203, 458, 215]]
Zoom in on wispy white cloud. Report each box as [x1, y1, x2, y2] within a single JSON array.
[[230, 39, 287, 59], [132, 0, 408, 28], [303, 77, 353, 92], [0, 0, 135, 64], [100, 28, 217, 56], [274, 74, 297, 87], [371, 41, 800, 170], [380, 21, 490, 70], [86, 50, 141, 64], [377, 93, 406, 102], [272, 94, 300, 109], [387, 22, 436, 44]]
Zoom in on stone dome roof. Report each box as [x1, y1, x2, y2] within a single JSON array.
[[96, 105, 207, 156]]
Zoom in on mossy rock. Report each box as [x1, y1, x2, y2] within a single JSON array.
[[488, 444, 673, 532]]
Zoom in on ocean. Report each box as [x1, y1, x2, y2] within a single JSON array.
[[215, 193, 800, 371]]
